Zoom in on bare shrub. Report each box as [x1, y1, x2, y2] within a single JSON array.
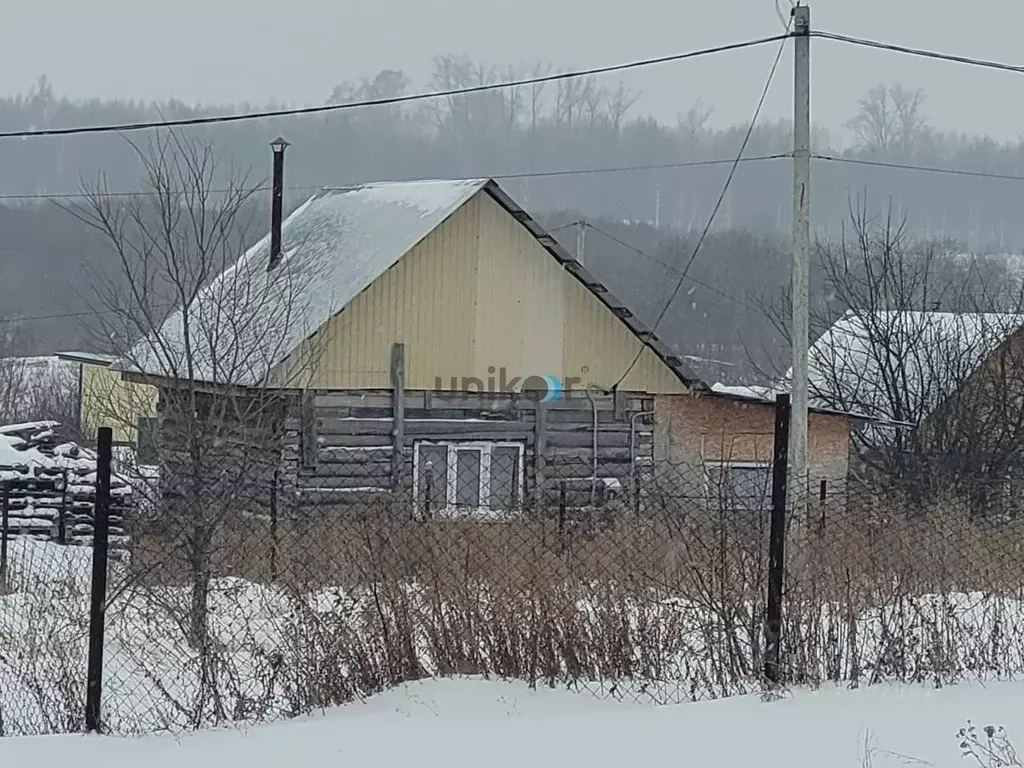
[[960, 722, 1022, 767]]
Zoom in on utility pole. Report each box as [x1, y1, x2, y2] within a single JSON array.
[[790, 3, 811, 515], [576, 219, 587, 266]]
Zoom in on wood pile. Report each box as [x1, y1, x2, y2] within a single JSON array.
[[0, 421, 131, 548]]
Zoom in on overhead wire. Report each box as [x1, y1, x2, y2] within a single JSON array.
[[0, 35, 791, 139], [611, 16, 793, 389], [13, 26, 1024, 327], [583, 223, 757, 311], [2, 31, 1024, 142], [0, 156, 791, 326], [812, 153, 1024, 182], [1, 29, 1021, 143], [0, 304, 176, 326], [10, 152, 1024, 204], [0, 154, 791, 202], [813, 30, 1024, 75]]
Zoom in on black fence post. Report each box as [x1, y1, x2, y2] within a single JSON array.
[[269, 470, 279, 584], [85, 427, 113, 733], [818, 479, 828, 535], [764, 394, 790, 686], [58, 469, 69, 544], [0, 484, 8, 590], [557, 480, 567, 553]]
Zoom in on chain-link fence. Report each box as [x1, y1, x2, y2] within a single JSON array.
[[5, 441, 1024, 736]]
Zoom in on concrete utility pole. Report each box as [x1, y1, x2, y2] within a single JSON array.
[[790, 3, 811, 513], [576, 219, 587, 266]]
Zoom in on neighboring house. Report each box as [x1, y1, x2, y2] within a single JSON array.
[[55, 351, 158, 456], [804, 310, 1024, 495], [655, 383, 855, 514], [806, 311, 1024, 425], [117, 177, 856, 517]]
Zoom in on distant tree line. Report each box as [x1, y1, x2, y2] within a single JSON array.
[[4, 70, 1024, 243], [1, 67, 1023, 363]]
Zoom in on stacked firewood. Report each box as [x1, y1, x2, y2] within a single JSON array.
[[0, 421, 131, 548]]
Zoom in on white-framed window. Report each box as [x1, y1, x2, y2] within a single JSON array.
[[704, 461, 772, 513], [413, 441, 524, 519]]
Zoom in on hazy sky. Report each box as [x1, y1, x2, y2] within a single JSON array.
[[4, 0, 1022, 143]]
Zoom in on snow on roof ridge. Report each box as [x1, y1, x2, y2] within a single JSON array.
[[122, 179, 488, 385]]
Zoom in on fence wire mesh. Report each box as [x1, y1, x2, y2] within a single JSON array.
[[3, 457, 1024, 736]]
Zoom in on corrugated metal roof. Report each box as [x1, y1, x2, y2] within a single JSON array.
[[121, 177, 702, 389]]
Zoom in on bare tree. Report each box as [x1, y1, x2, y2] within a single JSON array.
[[678, 98, 714, 145], [580, 79, 607, 128], [65, 132, 318, 723], [528, 61, 552, 132], [759, 202, 1024, 508], [555, 76, 589, 129], [891, 84, 928, 154], [0, 325, 78, 433], [607, 83, 641, 133], [848, 83, 929, 155], [503, 64, 525, 138]]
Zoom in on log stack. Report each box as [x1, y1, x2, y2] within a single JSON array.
[[0, 421, 131, 549]]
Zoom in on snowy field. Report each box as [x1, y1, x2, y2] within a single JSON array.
[[2, 677, 1022, 767]]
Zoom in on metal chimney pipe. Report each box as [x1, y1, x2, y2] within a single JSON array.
[[268, 137, 289, 271]]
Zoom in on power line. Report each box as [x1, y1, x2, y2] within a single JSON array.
[[0, 154, 791, 202], [16, 151, 1024, 204], [813, 153, 1024, 182], [613, 18, 793, 389], [0, 306, 167, 325], [0, 156, 790, 326], [583, 224, 755, 310], [814, 30, 1024, 75], [0, 35, 791, 140]]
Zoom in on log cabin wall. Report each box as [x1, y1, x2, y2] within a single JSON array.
[[280, 388, 654, 512]]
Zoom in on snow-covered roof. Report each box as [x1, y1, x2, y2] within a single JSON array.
[[119, 178, 702, 389], [803, 310, 1024, 423], [120, 179, 486, 385], [708, 382, 874, 421]]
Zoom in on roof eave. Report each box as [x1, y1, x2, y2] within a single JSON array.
[[482, 180, 706, 391]]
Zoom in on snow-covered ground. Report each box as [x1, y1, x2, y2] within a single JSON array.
[[2, 677, 1022, 767], [6, 534, 1024, 740]]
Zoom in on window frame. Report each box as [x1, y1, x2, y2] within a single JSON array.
[[703, 460, 772, 513], [413, 440, 525, 519]]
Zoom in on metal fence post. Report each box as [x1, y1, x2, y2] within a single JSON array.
[[0, 484, 9, 591], [58, 468, 69, 544], [85, 427, 112, 733], [269, 470, 279, 583], [557, 480, 567, 553], [818, 479, 827, 535], [764, 394, 790, 686]]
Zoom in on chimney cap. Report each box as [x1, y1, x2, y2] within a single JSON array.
[[270, 136, 290, 151]]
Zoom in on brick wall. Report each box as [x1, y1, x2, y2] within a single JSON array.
[[653, 393, 851, 498]]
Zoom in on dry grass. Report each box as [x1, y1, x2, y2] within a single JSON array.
[[11, 489, 1024, 735], [118, 491, 1024, 703]]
